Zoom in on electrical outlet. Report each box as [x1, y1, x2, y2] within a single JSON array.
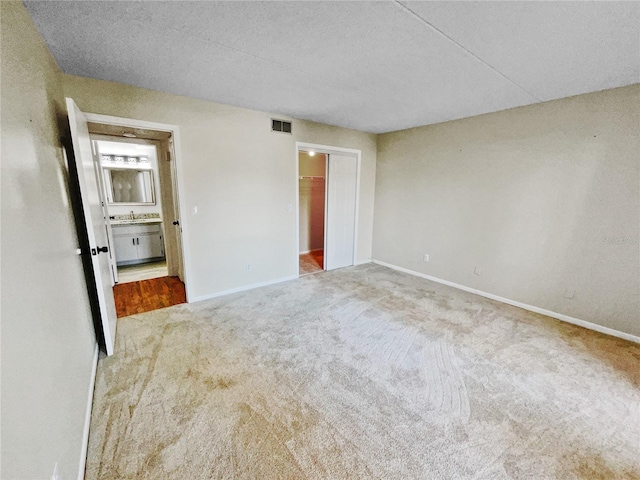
[[423, 253, 429, 262], [474, 266, 482, 276], [246, 263, 252, 271], [564, 288, 575, 299], [192, 206, 198, 215]]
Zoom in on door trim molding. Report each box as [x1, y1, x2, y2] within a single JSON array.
[[83, 113, 192, 302], [295, 142, 361, 277]]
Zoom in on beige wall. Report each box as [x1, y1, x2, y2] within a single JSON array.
[[374, 85, 640, 337], [5, 7, 634, 480], [63, 75, 377, 299], [93, 138, 163, 217], [93, 139, 164, 219], [1, 2, 97, 478]]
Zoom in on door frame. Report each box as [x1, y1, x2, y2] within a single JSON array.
[[85, 112, 193, 302], [294, 142, 361, 277]]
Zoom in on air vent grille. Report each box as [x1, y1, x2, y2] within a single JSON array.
[[271, 118, 292, 134]]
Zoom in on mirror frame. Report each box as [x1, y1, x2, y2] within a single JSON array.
[[102, 167, 157, 206]]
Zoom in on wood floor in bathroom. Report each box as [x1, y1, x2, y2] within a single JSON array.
[[113, 276, 186, 318]]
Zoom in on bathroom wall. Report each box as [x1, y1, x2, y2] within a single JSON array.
[[94, 138, 163, 217]]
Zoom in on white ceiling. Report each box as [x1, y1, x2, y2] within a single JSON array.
[[25, 1, 639, 134]]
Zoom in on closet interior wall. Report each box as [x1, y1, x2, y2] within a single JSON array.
[[298, 152, 326, 254]]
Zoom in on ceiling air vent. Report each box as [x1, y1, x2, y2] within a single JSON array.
[[271, 118, 292, 134]]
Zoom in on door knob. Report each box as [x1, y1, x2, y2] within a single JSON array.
[[91, 246, 109, 255]]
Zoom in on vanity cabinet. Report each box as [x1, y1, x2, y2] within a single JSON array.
[[112, 223, 165, 266]]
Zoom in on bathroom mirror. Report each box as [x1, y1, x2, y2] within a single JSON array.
[[103, 168, 156, 205]]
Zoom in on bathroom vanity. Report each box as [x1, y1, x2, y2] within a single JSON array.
[[111, 220, 165, 266]]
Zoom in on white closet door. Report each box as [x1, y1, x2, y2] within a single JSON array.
[[325, 153, 357, 270]]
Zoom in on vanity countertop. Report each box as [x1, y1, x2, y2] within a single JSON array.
[[111, 218, 163, 226]]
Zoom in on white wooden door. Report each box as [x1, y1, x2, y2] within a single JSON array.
[[67, 98, 118, 355], [325, 153, 357, 270]]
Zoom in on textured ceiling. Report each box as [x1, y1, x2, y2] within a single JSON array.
[[25, 1, 640, 133]]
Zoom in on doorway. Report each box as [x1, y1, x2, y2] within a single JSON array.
[[87, 121, 188, 319], [298, 151, 326, 275], [90, 135, 168, 283], [296, 143, 360, 276], [67, 99, 191, 354]]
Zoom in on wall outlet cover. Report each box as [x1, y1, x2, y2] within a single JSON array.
[[474, 266, 482, 276], [564, 288, 575, 299], [423, 254, 429, 262]]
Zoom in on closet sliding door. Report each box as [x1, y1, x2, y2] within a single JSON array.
[[325, 153, 357, 270]]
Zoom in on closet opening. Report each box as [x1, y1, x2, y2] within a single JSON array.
[[298, 150, 327, 275], [296, 142, 361, 277]]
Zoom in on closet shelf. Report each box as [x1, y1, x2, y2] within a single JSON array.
[[299, 176, 325, 180]]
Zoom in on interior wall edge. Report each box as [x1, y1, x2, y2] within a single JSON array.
[[77, 343, 100, 480], [1, 2, 99, 478], [190, 274, 299, 304], [373, 260, 640, 344], [373, 85, 639, 338]]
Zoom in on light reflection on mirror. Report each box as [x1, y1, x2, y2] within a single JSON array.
[[103, 168, 155, 205]]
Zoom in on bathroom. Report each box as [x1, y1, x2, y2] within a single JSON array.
[[93, 136, 168, 284]]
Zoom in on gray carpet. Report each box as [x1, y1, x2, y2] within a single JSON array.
[[85, 264, 640, 479]]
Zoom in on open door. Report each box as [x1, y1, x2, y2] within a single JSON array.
[[67, 98, 118, 355], [325, 153, 357, 271]]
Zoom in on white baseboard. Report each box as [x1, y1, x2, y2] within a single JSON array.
[[373, 260, 640, 344], [354, 258, 372, 266], [192, 275, 299, 303], [78, 343, 99, 480]]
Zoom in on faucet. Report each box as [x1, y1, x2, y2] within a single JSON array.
[[130, 210, 135, 220]]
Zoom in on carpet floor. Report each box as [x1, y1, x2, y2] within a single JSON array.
[[86, 264, 640, 479]]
